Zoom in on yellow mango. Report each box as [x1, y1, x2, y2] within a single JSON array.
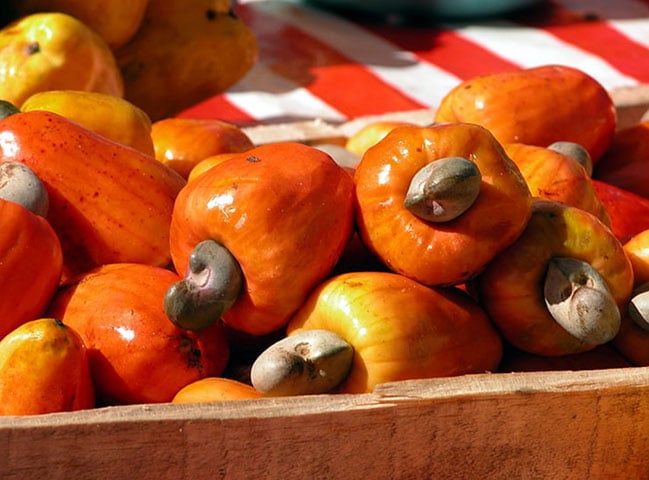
[[0, 12, 124, 107], [117, 0, 258, 121], [10, 0, 150, 50], [22, 90, 155, 156], [0, 318, 95, 415]]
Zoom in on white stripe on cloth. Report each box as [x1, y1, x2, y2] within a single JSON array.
[[448, 19, 640, 91], [245, 0, 463, 109], [225, 63, 347, 123]]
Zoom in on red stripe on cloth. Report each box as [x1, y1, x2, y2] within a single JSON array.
[[517, 5, 649, 83], [366, 25, 521, 80], [176, 95, 258, 126], [237, 4, 427, 118]]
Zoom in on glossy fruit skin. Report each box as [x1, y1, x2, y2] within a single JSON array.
[[116, 0, 258, 121], [12, 0, 150, 50], [593, 120, 649, 199], [354, 122, 532, 286], [623, 230, 649, 287], [21, 89, 155, 156], [286, 271, 503, 394], [504, 143, 610, 225], [0, 318, 94, 415], [474, 199, 634, 356], [0, 12, 123, 107], [435, 65, 616, 162], [345, 120, 414, 157], [592, 179, 649, 244], [0, 110, 185, 283], [172, 377, 261, 403], [613, 227, 649, 366], [169, 142, 356, 336], [47, 263, 231, 405], [187, 153, 239, 183], [0, 199, 63, 340], [151, 118, 254, 179]]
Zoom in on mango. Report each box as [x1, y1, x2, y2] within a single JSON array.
[[0, 318, 94, 415], [0, 12, 123, 107], [117, 0, 258, 121], [10, 0, 150, 50], [21, 90, 155, 156]]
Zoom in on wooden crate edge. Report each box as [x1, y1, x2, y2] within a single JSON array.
[[4, 366, 649, 480], [2, 365, 649, 428]]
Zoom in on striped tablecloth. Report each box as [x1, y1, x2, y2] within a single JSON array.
[[179, 0, 649, 127]]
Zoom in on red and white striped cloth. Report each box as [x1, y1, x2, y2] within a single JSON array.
[[179, 0, 649, 126]]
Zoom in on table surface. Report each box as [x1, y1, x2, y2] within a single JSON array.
[[180, 0, 649, 127]]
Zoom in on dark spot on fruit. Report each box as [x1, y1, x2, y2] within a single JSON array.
[[25, 42, 40, 55], [180, 336, 203, 373]]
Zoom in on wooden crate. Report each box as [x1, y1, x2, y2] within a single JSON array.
[[3, 367, 649, 479], [2, 86, 649, 480]]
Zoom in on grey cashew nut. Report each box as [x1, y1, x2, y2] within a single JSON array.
[[404, 156, 481, 223], [0, 161, 49, 216], [164, 239, 243, 331], [628, 283, 649, 333], [547, 141, 593, 176], [544, 256, 620, 345], [250, 329, 354, 397]]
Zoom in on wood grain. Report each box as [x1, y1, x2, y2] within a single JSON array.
[[2, 367, 649, 479]]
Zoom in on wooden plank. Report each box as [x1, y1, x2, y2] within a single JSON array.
[[612, 84, 649, 130], [2, 367, 649, 479]]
